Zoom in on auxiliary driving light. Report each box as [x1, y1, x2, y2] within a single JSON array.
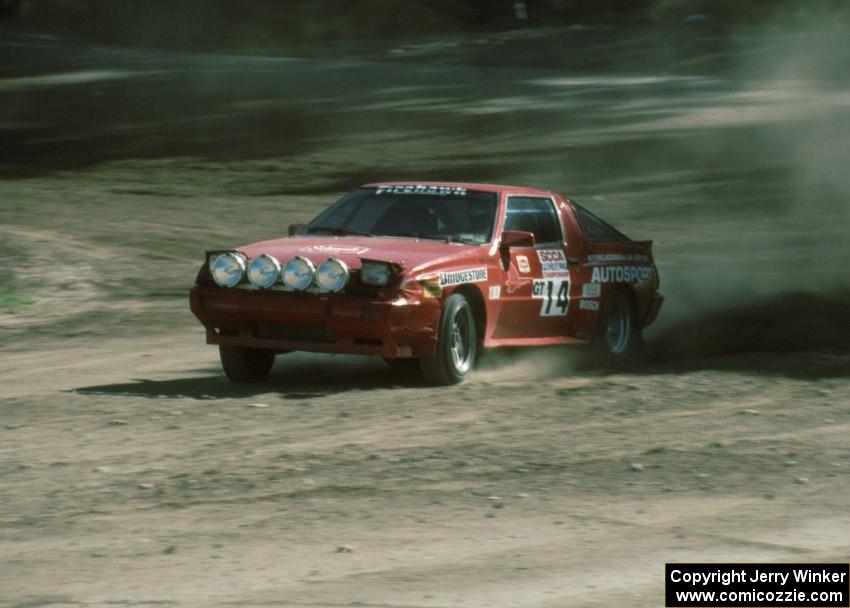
[[282, 256, 316, 291], [316, 258, 349, 293], [210, 252, 246, 288], [247, 254, 281, 289], [360, 260, 391, 287]]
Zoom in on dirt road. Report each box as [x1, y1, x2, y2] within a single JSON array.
[[2, 25, 849, 607]]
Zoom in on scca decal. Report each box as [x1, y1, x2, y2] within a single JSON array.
[[591, 265, 652, 283], [537, 249, 568, 275], [439, 267, 488, 287]]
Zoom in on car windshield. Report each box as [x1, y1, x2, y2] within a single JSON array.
[[304, 187, 498, 244]]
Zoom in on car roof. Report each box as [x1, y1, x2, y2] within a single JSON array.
[[361, 181, 555, 197]]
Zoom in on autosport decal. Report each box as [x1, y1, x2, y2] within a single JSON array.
[[587, 253, 648, 264], [375, 185, 468, 196], [439, 267, 487, 287], [300, 245, 370, 255], [591, 265, 652, 283], [532, 278, 570, 316], [537, 249, 568, 275]]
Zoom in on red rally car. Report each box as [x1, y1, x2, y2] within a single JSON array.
[[190, 182, 663, 385]]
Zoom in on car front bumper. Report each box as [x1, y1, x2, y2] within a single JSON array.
[[189, 286, 441, 359]]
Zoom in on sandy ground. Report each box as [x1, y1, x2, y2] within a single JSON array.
[[2, 24, 850, 608]]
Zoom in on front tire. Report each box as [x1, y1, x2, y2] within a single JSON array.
[[420, 293, 477, 385], [592, 289, 643, 366], [219, 344, 275, 382]]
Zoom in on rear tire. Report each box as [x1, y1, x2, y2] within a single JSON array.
[[420, 293, 477, 385], [219, 344, 275, 382], [591, 289, 643, 367]]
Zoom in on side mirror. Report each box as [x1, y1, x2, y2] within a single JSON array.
[[288, 223, 306, 237], [500, 230, 535, 251]]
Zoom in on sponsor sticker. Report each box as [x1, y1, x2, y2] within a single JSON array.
[[532, 278, 570, 316], [300, 245, 369, 255], [579, 299, 599, 311], [439, 267, 488, 287], [517, 255, 530, 273], [376, 184, 467, 196], [537, 249, 569, 275], [419, 279, 442, 298], [582, 283, 602, 298], [587, 253, 648, 264], [591, 265, 652, 284], [489, 285, 501, 300]]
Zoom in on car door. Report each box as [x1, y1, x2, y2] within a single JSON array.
[[493, 195, 576, 339]]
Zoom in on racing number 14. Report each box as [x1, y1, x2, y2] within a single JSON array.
[[532, 279, 570, 316]]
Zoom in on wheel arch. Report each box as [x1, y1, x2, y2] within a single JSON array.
[[450, 284, 487, 347]]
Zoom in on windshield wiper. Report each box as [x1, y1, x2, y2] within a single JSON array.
[[445, 235, 479, 244], [306, 226, 374, 237], [384, 231, 450, 242]]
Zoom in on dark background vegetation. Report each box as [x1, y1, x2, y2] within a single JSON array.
[[3, 0, 848, 52]]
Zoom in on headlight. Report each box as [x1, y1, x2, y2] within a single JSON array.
[[360, 260, 391, 286], [282, 256, 316, 291], [315, 258, 349, 293], [210, 252, 246, 288], [247, 254, 281, 289]]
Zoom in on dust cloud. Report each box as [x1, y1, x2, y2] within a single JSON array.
[[645, 7, 850, 360]]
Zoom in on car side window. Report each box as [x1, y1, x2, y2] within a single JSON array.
[[504, 197, 562, 245], [574, 204, 630, 242]]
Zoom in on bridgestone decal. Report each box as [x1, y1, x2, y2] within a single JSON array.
[[439, 267, 488, 287]]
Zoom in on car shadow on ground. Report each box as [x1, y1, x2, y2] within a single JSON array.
[[640, 290, 850, 380], [73, 356, 421, 400]]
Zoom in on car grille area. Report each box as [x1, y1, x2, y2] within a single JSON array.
[[255, 322, 336, 343]]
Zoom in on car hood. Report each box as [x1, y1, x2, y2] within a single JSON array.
[[237, 236, 488, 277]]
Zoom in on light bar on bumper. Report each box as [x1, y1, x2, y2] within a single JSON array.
[[316, 258, 349, 293], [247, 254, 282, 289], [282, 256, 316, 291], [210, 252, 246, 288]]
